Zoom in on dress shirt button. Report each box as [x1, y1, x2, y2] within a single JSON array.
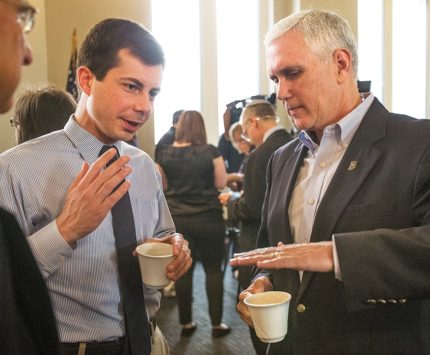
[[366, 299, 377, 305], [376, 299, 387, 304], [319, 162, 326, 168], [387, 299, 397, 304], [296, 304, 306, 313], [398, 298, 407, 304], [307, 199, 315, 205]]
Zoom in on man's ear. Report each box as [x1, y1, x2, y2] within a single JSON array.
[[77, 66, 94, 95], [333, 48, 353, 84]]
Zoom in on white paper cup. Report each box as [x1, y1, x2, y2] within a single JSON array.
[[244, 291, 291, 343], [136, 243, 174, 288]]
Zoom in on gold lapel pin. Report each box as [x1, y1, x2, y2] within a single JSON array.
[[348, 161, 357, 171]]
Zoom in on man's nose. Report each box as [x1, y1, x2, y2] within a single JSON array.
[[22, 35, 33, 66], [276, 79, 292, 101], [134, 94, 152, 118]]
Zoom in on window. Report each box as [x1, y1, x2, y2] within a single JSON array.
[[151, 0, 201, 141], [392, 0, 427, 118], [357, 0, 383, 100], [151, 0, 261, 142], [216, 0, 260, 134], [358, 0, 428, 118]]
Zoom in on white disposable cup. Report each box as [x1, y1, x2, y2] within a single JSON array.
[[244, 291, 291, 343], [136, 243, 174, 288]]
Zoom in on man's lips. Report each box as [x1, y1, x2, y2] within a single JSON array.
[[120, 117, 144, 131], [287, 105, 301, 116]]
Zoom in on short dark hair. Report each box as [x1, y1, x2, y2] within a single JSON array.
[[175, 110, 207, 145], [172, 110, 184, 125], [78, 18, 165, 80], [13, 85, 77, 144]]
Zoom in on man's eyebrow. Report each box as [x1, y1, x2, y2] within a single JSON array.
[[121, 77, 144, 89]]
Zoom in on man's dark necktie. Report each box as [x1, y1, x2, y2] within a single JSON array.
[[99, 145, 151, 355]]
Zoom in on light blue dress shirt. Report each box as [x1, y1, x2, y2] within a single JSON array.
[[0, 117, 175, 342], [288, 94, 374, 279]]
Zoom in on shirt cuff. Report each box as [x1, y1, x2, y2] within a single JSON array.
[[332, 235, 342, 281], [27, 220, 74, 278]]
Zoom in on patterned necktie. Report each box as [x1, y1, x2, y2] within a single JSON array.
[[99, 145, 151, 355]]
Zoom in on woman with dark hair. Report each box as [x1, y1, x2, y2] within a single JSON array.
[[11, 85, 76, 144], [157, 110, 230, 337]]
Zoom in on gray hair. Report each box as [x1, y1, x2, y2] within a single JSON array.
[[241, 99, 277, 122], [265, 9, 358, 77]]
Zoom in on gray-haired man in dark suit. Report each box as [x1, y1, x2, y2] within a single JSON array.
[[232, 9, 430, 355]]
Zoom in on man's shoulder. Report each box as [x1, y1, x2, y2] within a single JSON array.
[[387, 112, 430, 134], [265, 129, 293, 147], [122, 142, 157, 172], [0, 130, 68, 164], [252, 129, 294, 159]]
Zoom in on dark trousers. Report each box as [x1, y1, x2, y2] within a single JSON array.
[[173, 210, 226, 326]]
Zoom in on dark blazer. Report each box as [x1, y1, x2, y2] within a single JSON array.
[[257, 99, 430, 354], [228, 129, 292, 286], [0, 208, 59, 354]]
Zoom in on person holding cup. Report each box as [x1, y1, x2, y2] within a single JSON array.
[[231, 9, 430, 355], [0, 18, 191, 355]]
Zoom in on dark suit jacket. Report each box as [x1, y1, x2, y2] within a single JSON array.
[[256, 99, 430, 354], [0, 208, 59, 354], [154, 126, 176, 162], [228, 129, 292, 287]]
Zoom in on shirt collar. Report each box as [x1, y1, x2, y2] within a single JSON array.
[[64, 116, 123, 164], [298, 93, 375, 153]]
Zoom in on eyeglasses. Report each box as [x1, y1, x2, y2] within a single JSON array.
[[10, 117, 19, 128], [1, 0, 37, 34], [240, 116, 259, 143]]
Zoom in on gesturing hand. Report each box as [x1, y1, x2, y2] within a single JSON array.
[[56, 148, 132, 245], [230, 241, 334, 272]]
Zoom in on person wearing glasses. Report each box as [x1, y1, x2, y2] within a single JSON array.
[[219, 100, 292, 355], [231, 9, 430, 354], [11, 85, 77, 144], [0, 1, 61, 354], [0, 0, 35, 113]]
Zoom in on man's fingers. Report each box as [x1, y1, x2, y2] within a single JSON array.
[[95, 165, 132, 201], [83, 149, 130, 189], [237, 302, 253, 327], [68, 162, 90, 191], [103, 179, 131, 209]]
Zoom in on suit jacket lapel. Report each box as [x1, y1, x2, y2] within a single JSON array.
[[298, 98, 389, 297]]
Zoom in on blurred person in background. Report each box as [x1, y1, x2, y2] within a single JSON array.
[[157, 110, 231, 338], [219, 100, 292, 354], [154, 109, 184, 162], [11, 85, 77, 144], [226, 121, 253, 192]]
